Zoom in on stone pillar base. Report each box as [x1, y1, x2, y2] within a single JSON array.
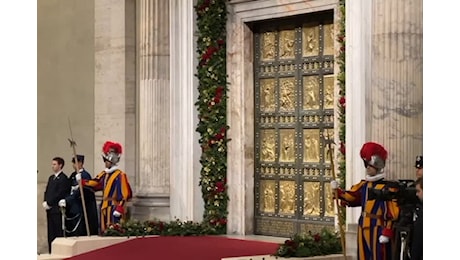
[[345, 223, 358, 260], [130, 194, 170, 222]]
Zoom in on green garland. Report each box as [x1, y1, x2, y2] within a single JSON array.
[[337, 0, 346, 188], [194, 0, 229, 234], [336, 0, 346, 227]]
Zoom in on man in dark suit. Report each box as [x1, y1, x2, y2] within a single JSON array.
[[43, 157, 70, 254], [410, 176, 423, 260], [59, 155, 99, 236]]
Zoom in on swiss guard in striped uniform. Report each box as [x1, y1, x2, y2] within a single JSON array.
[[78, 141, 133, 233], [331, 142, 400, 260]]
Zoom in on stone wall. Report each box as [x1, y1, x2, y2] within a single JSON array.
[[37, 0, 95, 253], [37, 183, 47, 254]]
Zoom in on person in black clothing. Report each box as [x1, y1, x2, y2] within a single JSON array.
[[414, 155, 423, 178], [43, 157, 70, 254], [392, 155, 423, 260], [410, 177, 423, 260], [58, 155, 99, 236]]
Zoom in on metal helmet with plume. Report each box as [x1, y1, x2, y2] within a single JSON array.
[[360, 142, 387, 170], [102, 141, 123, 164]]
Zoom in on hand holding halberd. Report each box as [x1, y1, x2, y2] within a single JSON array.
[[330, 180, 339, 189], [71, 185, 79, 192], [42, 201, 51, 210]]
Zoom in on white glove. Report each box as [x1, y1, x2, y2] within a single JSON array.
[[330, 180, 339, 189], [379, 235, 390, 244], [71, 185, 79, 192], [58, 199, 66, 207], [75, 173, 82, 182], [42, 201, 51, 210], [113, 210, 122, 217]]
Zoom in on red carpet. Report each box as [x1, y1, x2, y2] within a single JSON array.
[[65, 236, 280, 260]]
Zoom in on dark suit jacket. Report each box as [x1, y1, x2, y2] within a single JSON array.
[[44, 172, 70, 214], [411, 203, 423, 260]]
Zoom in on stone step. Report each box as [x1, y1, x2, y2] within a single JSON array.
[[37, 253, 67, 260], [37, 236, 141, 260]]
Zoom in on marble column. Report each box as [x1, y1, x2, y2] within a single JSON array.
[[345, 1, 423, 258], [131, 0, 171, 221], [94, 0, 136, 189], [344, 0, 372, 257], [370, 0, 423, 180], [169, 0, 204, 221]]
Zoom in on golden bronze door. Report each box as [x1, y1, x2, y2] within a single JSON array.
[[254, 11, 336, 237]]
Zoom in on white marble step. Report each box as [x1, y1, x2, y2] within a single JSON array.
[[36, 236, 140, 260], [37, 253, 67, 260]]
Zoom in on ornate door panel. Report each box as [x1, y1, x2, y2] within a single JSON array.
[[254, 11, 336, 237]]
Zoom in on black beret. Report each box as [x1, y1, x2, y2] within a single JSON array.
[[71, 154, 85, 163]]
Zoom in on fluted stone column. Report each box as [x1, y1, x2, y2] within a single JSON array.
[[345, 0, 423, 257], [131, 0, 171, 221], [370, 0, 423, 180]]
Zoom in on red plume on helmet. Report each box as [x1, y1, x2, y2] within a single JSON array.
[[102, 141, 123, 164], [102, 141, 123, 155], [360, 142, 387, 169]]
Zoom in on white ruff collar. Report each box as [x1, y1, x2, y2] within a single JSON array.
[[365, 172, 385, 182], [104, 165, 119, 174]]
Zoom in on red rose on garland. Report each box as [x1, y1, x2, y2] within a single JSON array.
[[339, 97, 345, 108]]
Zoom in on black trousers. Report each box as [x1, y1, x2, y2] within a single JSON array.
[[47, 211, 64, 253]]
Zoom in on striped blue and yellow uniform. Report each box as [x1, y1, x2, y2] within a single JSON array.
[[338, 179, 399, 260], [84, 169, 132, 232]]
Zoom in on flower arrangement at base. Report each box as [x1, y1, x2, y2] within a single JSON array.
[[102, 218, 220, 237], [273, 228, 342, 258]]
